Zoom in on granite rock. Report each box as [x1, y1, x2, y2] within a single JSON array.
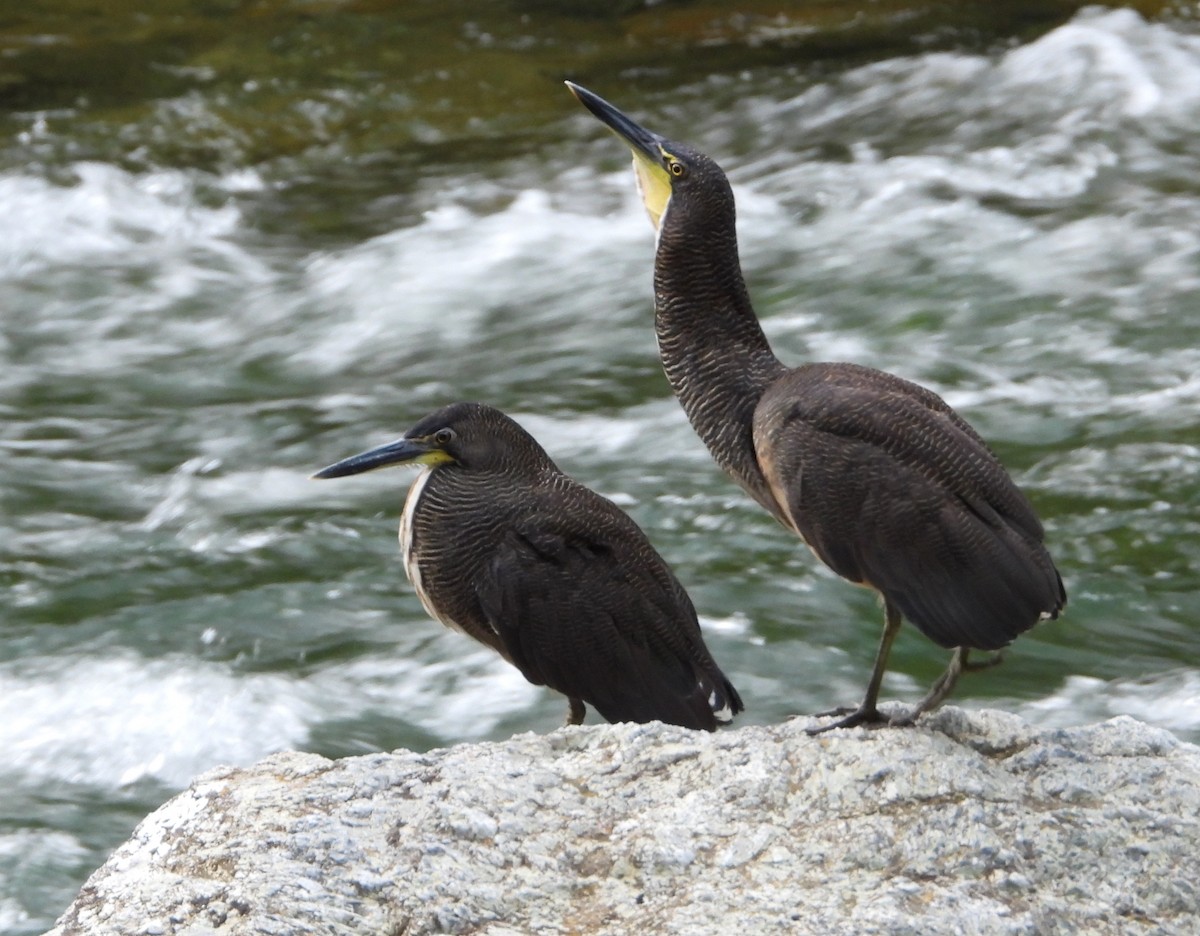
[[45, 708, 1200, 935]]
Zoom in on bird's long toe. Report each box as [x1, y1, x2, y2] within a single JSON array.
[[805, 705, 887, 734], [811, 704, 859, 718], [887, 707, 923, 728]]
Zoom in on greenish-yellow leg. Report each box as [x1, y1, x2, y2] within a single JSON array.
[[891, 647, 1005, 726], [807, 598, 903, 735]]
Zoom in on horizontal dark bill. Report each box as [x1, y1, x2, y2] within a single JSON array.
[[312, 438, 429, 479]]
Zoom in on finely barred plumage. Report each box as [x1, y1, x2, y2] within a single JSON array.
[[315, 402, 743, 731], [569, 82, 1067, 730]]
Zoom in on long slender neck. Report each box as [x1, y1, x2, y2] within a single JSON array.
[[653, 197, 787, 508]]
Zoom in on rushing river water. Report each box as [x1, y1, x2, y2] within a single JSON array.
[[3, 4, 1200, 932]]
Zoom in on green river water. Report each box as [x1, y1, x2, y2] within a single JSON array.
[[1, 2, 1198, 931]]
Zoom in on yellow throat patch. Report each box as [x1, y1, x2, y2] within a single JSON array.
[[632, 151, 672, 231]]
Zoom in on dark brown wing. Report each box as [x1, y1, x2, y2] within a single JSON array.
[[754, 363, 1065, 650], [475, 494, 742, 730]]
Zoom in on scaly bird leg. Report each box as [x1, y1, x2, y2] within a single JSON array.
[[890, 646, 1006, 727], [566, 697, 587, 726], [890, 646, 968, 727], [807, 599, 903, 734]]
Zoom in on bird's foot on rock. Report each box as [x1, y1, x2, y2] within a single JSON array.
[[805, 705, 887, 735], [810, 704, 857, 718], [886, 707, 925, 729]]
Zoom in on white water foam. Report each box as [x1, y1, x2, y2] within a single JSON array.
[[295, 175, 658, 375], [1017, 669, 1200, 743], [740, 8, 1200, 345], [0, 648, 536, 789], [0, 164, 249, 279]]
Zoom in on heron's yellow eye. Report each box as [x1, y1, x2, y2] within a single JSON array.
[[669, 161, 686, 178], [434, 428, 455, 445]]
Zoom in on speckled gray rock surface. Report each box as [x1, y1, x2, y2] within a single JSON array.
[[45, 708, 1200, 935]]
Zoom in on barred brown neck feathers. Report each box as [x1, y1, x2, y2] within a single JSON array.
[[653, 159, 787, 519]]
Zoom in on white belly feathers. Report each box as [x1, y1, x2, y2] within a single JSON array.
[[400, 466, 468, 636]]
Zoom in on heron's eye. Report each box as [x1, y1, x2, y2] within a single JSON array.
[[434, 428, 455, 445], [669, 161, 686, 178]]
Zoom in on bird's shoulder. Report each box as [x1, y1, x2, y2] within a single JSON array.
[[759, 362, 955, 420], [508, 472, 637, 543], [755, 361, 988, 452], [489, 471, 678, 586], [476, 478, 699, 654], [753, 362, 1042, 536]]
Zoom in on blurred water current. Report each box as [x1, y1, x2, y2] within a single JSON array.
[[1, 7, 1199, 933]]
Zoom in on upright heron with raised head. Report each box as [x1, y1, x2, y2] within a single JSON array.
[[567, 82, 1066, 731], [315, 401, 743, 732]]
